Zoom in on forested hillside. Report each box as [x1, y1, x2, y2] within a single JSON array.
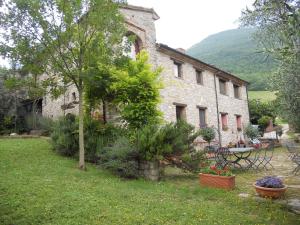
[[187, 28, 277, 90]]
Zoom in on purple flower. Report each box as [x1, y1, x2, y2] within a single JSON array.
[[256, 176, 284, 188]]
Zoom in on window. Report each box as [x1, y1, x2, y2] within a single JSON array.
[[219, 79, 227, 95], [196, 70, 203, 85], [72, 92, 77, 101], [174, 104, 186, 121], [236, 115, 242, 130], [233, 84, 240, 99], [173, 61, 182, 78], [221, 113, 228, 131], [122, 34, 142, 59], [198, 108, 206, 128]]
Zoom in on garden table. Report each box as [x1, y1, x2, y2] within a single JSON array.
[[228, 147, 255, 169]]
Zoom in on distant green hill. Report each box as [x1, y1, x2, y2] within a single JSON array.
[[187, 28, 277, 90]]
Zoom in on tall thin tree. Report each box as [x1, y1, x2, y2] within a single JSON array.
[[0, 0, 127, 169]]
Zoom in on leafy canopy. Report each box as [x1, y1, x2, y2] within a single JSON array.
[[112, 50, 163, 129], [240, 0, 300, 131]]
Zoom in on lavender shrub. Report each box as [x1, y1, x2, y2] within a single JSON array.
[[256, 176, 284, 188]]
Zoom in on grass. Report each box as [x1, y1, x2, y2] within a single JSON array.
[[249, 91, 277, 102], [0, 138, 299, 225]]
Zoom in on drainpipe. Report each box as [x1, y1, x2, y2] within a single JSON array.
[[213, 74, 221, 146], [246, 84, 250, 124]]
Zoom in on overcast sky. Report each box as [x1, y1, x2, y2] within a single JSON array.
[[0, 0, 254, 67], [128, 0, 253, 49]]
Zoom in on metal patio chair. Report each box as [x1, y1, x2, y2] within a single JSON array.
[[255, 141, 275, 170], [286, 142, 300, 160], [203, 145, 218, 161], [288, 144, 300, 175], [245, 148, 264, 170], [215, 147, 231, 169]]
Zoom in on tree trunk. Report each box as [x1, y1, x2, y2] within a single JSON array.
[[102, 99, 107, 124], [14, 92, 17, 133], [78, 86, 85, 170]]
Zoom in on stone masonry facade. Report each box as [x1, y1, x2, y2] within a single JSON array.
[[42, 4, 250, 146]]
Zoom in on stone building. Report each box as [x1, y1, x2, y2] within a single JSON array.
[[42, 4, 250, 146]]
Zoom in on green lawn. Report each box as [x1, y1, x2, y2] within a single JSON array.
[[249, 91, 277, 102], [0, 138, 299, 225]]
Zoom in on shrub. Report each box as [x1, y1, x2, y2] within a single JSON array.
[[135, 121, 201, 161], [249, 99, 277, 124], [3, 115, 14, 133], [51, 115, 126, 162], [244, 124, 260, 140], [200, 127, 216, 145], [258, 115, 272, 131], [51, 115, 78, 157], [99, 136, 139, 178], [84, 118, 125, 163], [181, 151, 206, 172]]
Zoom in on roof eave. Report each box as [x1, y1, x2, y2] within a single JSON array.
[[156, 43, 250, 85]]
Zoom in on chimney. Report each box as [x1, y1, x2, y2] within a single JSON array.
[[176, 48, 186, 54]]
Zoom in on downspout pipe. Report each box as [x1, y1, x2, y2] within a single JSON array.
[[213, 73, 221, 146], [246, 84, 251, 124]]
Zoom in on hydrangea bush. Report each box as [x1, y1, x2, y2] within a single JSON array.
[[256, 176, 284, 188]]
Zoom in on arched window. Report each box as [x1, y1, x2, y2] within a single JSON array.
[[123, 32, 142, 59]]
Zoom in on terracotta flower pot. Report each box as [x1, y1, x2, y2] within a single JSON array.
[[199, 173, 235, 190], [253, 183, 287, 199]]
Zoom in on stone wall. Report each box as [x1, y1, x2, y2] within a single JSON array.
[[42, 84, 79, 119], [156, 51, 249, 146], [41, 5, 250, 146], [120, 6, 158, 66], [138, 160, 160, 181]]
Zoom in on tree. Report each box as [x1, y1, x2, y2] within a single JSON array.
[[248, 99, 277, 124], [0, 0, 127, 169], [0, 67, 16, 132], [240, 0, 300, 131], [200, 127, 216, 146], [244, 124, 260, 140], [112, 51, 163, 129]]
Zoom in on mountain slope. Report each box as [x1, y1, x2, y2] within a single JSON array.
[[187, 28, 277, 90]]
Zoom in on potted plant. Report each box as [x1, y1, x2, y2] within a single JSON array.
[[254, 176, 287, 199], [199, 164, 235, 190]]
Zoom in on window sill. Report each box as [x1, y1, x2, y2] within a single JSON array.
[[220, 93, 228, 96], [222, 127, 229, 131]]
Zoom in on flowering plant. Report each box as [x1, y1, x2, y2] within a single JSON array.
[[256, 176, 284, 188], [201, 164, 233, 176]]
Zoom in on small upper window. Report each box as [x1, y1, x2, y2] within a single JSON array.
[[233, 84, 240, 99], [173, 61, 182, 78], [198, 107, 206, 128], [196, 70, 203, 85], [219, 79, 227, 95]]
